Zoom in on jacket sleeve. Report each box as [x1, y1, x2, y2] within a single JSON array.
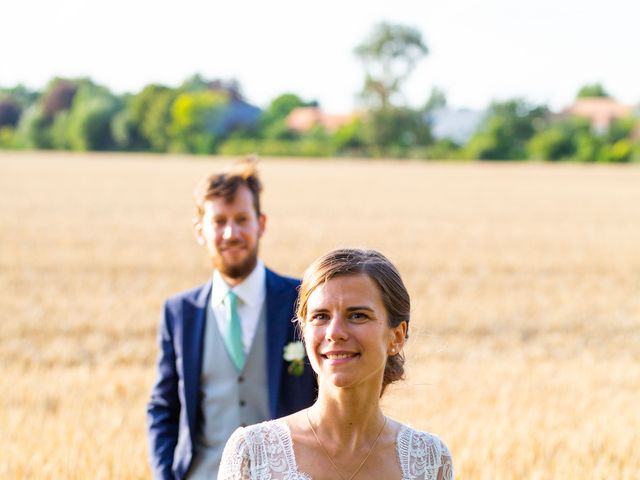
[[147, 301, 181, 480]]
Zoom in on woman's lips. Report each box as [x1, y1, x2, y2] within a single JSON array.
[[321, 351, 359, 362]]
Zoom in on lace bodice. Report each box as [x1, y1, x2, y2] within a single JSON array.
[[218, 419, 454, 480]]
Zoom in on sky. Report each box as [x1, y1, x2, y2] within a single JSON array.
[[2, 0, 638, 113]]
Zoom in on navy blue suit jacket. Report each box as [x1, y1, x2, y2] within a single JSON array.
[[147, 268, 317, 480]]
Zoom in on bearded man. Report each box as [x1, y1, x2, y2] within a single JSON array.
[[147, 158, 317, 480]]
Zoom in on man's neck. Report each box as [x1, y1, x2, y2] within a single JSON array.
[[220, 273, 244, 287], [216, 259, 264, 289]]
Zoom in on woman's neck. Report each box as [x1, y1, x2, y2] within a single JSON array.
[[309, 383, 385, 446]]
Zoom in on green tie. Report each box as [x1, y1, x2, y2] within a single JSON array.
[[223, 291, 245, 371]]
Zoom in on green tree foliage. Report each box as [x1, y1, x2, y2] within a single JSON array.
[[355, 22, 428, 109], [526, 119, 589, 161], [170, 90, 229, 154], [465, 99, 548, 160], [141, 89, 178, 152], [576, 83, 609, 98], [15, 106, 52, 149], [127, 85, 172, 150], [606, 117, 635, 143], [64, 84, 123, 151], [363, 107, 432, 156], [333, 117, 365, 153], [181, 75, 244, 101]]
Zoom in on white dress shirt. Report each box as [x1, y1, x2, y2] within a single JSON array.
[[210, 260, 267, 353]]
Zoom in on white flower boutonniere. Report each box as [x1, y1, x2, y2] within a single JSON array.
[[283, 341, 306, 376]]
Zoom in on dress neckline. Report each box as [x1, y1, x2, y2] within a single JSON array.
[[274, 418, 409, 480]]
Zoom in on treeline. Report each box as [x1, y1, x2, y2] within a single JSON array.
[[1, 76, 638, 162]]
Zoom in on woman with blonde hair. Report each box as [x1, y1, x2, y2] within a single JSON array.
[[218, 248, 453, 479]]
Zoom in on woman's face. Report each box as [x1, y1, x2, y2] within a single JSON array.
[[302, 274, 406, 391]]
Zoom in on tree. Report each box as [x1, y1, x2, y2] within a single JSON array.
[[41, 79, 79, 120], [15, 106, 52, 149], [127, 84, 172, 150], [354, 22, 428, 109], [465, 99, 548, 160], [141, 89, 178, 152], [181, 74, 244, 101], [170, 90, 229, 153], [527, 122, 578, 161], [64, 84, 123, 151], [363, 107, 432, 156], [576, 83, 609, 98]]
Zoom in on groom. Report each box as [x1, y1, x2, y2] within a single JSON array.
[[147, 158, 317, 479]]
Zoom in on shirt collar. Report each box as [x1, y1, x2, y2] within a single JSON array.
[[211, 259, 266, 307]]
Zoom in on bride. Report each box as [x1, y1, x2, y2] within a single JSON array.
[[218, 248, 453, 479]]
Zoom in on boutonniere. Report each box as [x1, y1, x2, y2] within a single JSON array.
[[283, 341, 306, 376]]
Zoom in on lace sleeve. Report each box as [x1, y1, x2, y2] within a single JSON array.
[[218, 427, 251, 480], [397, 426, 454, 480], [437, 438, 454, 480]]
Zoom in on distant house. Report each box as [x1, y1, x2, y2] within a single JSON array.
[[286, 107, 358, 132], [561, 97, 634, 132], [220, 99, 261, 135], [426, 108, 485, 144]]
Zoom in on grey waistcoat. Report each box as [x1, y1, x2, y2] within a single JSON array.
[[187, 300, 270, 479]]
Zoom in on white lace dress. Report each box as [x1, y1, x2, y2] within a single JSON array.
[[218, 419, 454, 480]]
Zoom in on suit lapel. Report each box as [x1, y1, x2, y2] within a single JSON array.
[[265, 269, 290, 418], [182, 281, 211, 440]]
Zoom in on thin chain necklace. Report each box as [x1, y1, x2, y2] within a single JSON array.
[[306, 407, 387, 480]]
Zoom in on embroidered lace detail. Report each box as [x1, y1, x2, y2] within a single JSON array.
[[218, 420, 453, 480], [396, 426, 454, 480], [218, 420, 311, 480]]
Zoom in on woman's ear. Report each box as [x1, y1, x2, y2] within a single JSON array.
[[388, 321, 407, 354]]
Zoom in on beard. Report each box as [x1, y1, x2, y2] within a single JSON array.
[[212, 242, 260, 280]]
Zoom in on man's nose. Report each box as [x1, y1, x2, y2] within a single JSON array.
[[222, 222, 237, 240]]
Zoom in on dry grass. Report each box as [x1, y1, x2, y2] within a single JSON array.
[[1, 151, 639, 479]]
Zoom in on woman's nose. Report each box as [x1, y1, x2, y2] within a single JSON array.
[[325, 316, 348, 341]]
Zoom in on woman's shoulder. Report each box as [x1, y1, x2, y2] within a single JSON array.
[[396, 424, 454, 479], [229, 418, 289, 444], [397, 424, 451, 453]]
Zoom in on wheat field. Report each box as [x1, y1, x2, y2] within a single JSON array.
[[1, 151, 639, 479]]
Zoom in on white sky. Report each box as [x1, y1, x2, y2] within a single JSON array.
[[2, 0, 638, 113]]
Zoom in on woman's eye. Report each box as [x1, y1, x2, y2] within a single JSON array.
[[350, 312, 369, 322]]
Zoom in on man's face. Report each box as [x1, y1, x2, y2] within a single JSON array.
[[194, 185, 266, 283]]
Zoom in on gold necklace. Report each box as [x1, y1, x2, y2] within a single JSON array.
[[306, 408, 387, 480]]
